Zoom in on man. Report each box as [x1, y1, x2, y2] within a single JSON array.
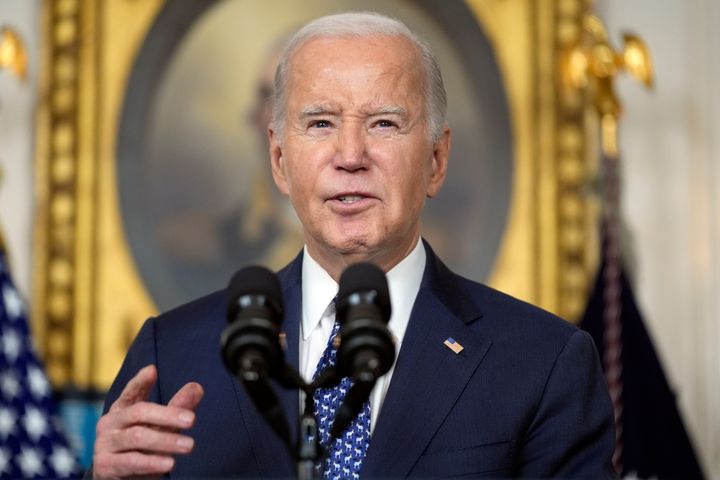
[[92, 12, 615, 478]]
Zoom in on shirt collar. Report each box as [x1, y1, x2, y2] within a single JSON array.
[[301, 247, 339, 340], [386, 238, 425, 340], [301, 238, 426, 341]]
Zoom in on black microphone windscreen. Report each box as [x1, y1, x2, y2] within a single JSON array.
[[226, 266, 283, 320], [337, 262, 391, 321]]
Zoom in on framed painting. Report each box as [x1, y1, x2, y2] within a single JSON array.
[[34, 0, 598, 390]]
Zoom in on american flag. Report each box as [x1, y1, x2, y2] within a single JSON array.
[[443, 337, 464, 354], [0, 252, 81, 478]]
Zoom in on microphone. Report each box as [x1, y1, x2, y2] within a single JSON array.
[[331, 262, 395, 438], [335, 262, 395, 380], [221, 266, 290, 445], [222, 266, 284, 379]]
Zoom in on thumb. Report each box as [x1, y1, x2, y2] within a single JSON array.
[[168, 382, 205, 412]]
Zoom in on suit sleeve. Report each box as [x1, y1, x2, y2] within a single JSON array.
[[82, 319, 163, 478], [516, 329, 617, 478], [101, 317, 162, 413]]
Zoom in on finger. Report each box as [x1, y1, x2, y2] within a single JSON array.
[[98, 425, 195, 456], [110, 365, 158, 413], [103, 401, 196, 432], [168, 382, 204, 412], [93, 451, 175, 478]]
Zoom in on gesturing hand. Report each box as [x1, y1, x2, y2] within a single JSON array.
[[92, 365, 204, 478]]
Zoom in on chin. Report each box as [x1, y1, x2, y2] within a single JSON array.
[[332, 237, 374, 254], [325, 231, 378, 256]]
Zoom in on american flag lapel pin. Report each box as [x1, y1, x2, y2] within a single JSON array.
[[443, 337, 464, 354]]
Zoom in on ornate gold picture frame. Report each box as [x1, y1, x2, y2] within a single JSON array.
[[33, 0, 598, 391]]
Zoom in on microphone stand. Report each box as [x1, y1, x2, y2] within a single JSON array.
[[297, 388, 320, 480], [271, 364, 346, 480], [228, 329, 389, 477], [234, 357, 370, 479]]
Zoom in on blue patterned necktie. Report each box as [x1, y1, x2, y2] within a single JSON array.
[[312, 314, 371, 479]]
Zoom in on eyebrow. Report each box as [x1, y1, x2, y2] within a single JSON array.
[[366, 105, 408, 117], [298, 105, 338, 120], [298, 104, 408, 120]]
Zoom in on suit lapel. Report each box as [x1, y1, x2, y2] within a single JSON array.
[[277, 252, 302, 434], [227, 252, 303, 476], [362, 243, 492, 477]]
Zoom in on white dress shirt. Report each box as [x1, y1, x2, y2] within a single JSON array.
[[299, 238, 426, 432]]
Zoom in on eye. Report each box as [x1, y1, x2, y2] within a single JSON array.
[[309, 119, 332, 129], [374, 119, 396, 128]]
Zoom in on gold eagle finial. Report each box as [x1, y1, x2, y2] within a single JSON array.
[[0, 27, 28, 81], [560, 14, 653, 156]]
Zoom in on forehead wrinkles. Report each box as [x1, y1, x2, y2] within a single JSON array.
[[287, 46, 425, 116], [289, 36, 423, 83]]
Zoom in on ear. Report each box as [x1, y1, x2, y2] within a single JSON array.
[[426, 126, 450, 198], [268, 126, 289, 196]]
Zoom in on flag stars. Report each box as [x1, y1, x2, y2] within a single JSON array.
[[0, 407, 16, 439], [0, 255, 80, 476], [0, 370, 20, 399], [23, 406, 49, 442], [2, 285, 23, 320], [27, 365, 51, 398], [50, 445, 77, 477], [18, 445, 45, 477], [0, 447, 10, 475], [1, 327, 22, 363]]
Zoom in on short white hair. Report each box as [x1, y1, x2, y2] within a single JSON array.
[[271, 11, 447, 143]]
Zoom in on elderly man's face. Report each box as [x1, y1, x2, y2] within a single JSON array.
[[269, 35, 449, 272]]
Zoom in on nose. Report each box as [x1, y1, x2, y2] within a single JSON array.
[[333, 122, 366, 171]]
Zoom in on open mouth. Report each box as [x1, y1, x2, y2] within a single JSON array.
[[337, 195, 366, 204]]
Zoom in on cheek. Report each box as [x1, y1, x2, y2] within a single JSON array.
[[283, 159, 317, 207], [401, 155, 433, 198], [385, 174, 425, 220]]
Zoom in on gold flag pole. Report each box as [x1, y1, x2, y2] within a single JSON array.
[[560, 13, 653, 475]]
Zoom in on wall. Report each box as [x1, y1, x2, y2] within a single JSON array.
[[0, 0, 40, 298], [600, 0, 720, 476]]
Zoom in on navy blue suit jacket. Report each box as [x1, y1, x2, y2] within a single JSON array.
[[103, 243, 615, 477]]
